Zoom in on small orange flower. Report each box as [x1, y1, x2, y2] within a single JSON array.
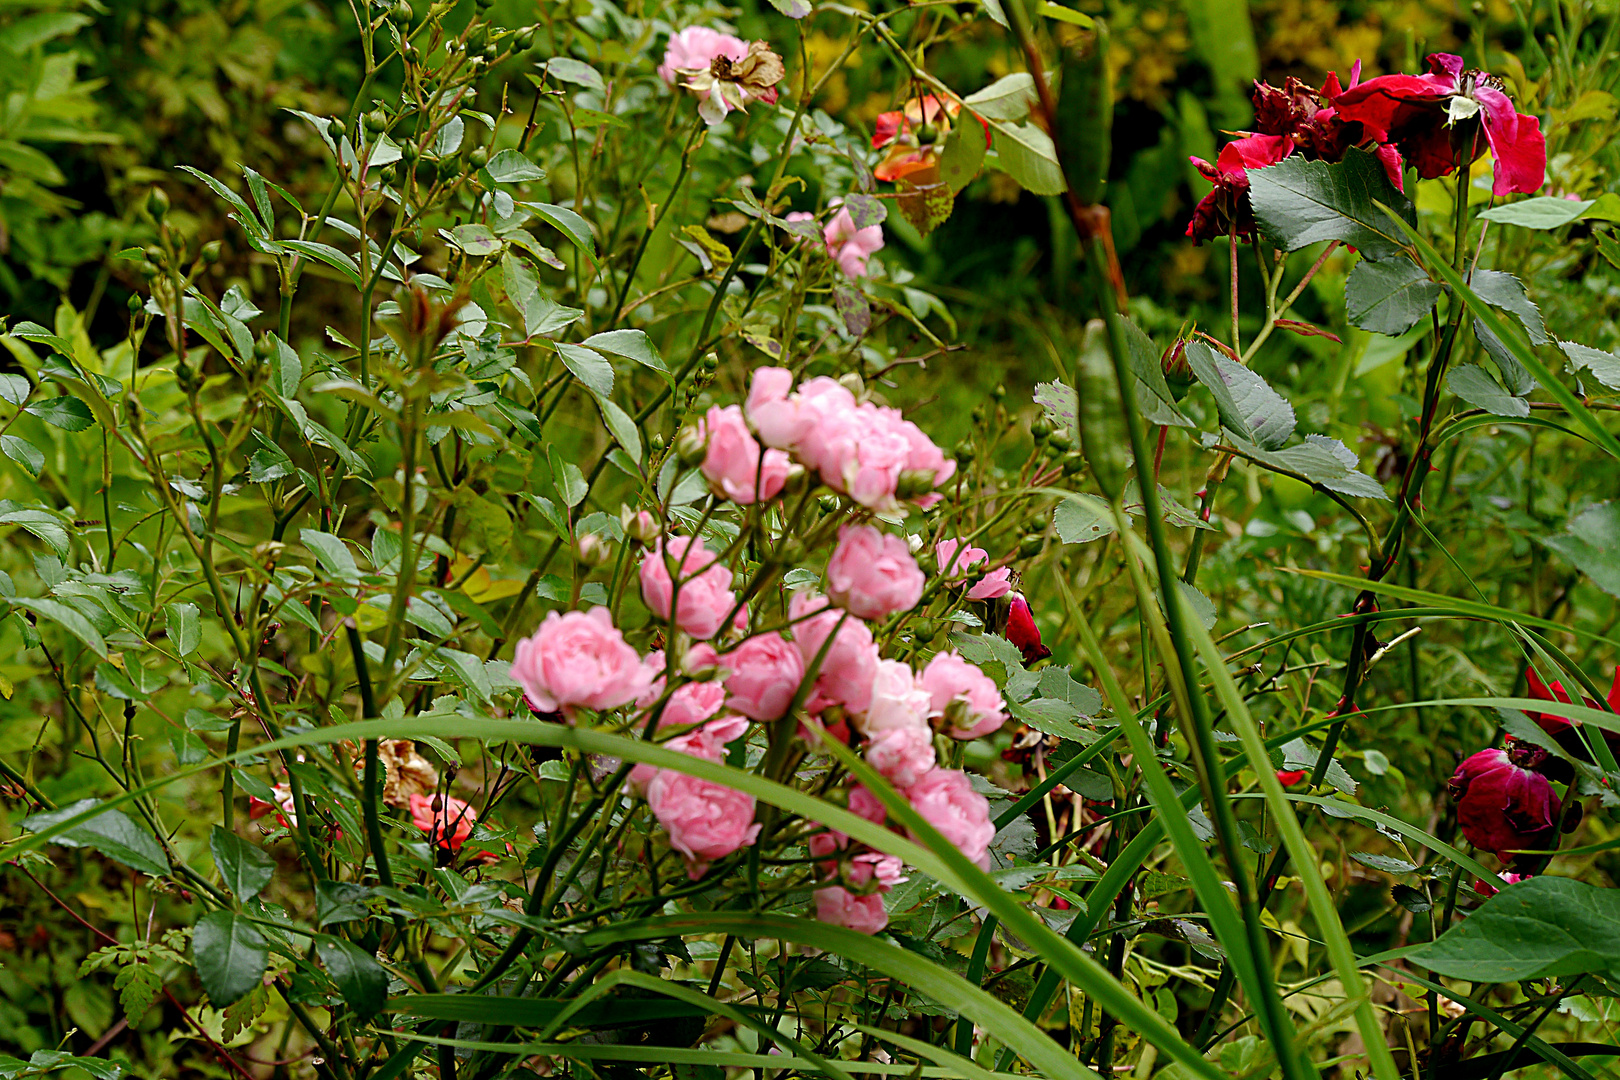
[[871, 95, 988, 183]]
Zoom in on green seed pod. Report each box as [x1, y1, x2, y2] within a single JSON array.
[[401, 40, 418, 63], [817, 494, 839, 513], [399, 141, 419, 163], [1030, 418, 1052, 442], [1054, 19, 1112, 207], [392, 0, 412, 19], [1061, 451, 1087, 477], [971, 404, 986, 425], [1075, 319, 1129, 500], [516, 28, 534, 49], [379, 164, 397, 184], [328, 118, 347, 139], [254, 335, 276, 361], [954, 440, 975, 463], [146, 187, 170, 220], [364, 108, 389, 133], [1046, 427, 1073, 451], [469, 147, 488, 169], [1019, 533, 1044, 557], [200, 240, 222, 264]]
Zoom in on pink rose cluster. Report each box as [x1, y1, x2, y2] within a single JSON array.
[[745, 367, 955, 512], [785, 204, 885, 278]]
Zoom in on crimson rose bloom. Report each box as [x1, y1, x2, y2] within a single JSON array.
[[1332, 53, 1545, 194], [1449, 741, 1560, 860], [1185, 134, 1293, 245], [1524, 664, 1620, 761], [1000, 591, 1050, 665]]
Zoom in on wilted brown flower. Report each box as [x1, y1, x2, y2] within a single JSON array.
[[680, 41, 785, 126]]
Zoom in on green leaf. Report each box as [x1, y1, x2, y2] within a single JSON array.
[[95, 662, 139, 700], [1122, 318, 1193, 427], [0, 373, 31, 406], [281, 240, 362, 287], [1226, 433, 1389, 500], [167, 602, 201, 656], [1248, 148, 1415, 261], [1542, 501, 1620, 598], [1053, 493, 1118, 543], [1, 435, 43, 477], [937, 117, 987, 194], [317, 937, 388, 1021], [192, 910, 268, 1006], [1478, 196, 1591, 230], [1474, 319, 1535, 395], [210, 826, 275, 900], [765, 0, 811, 17], [300, 529, 361, 583], [541, 57, 604, 91], [1472, 269, 1549, 345], [12, 597, 107, 657], [22, 799, 170, 877], [1408, 876, 1620, 982], [990, 121, 1067, 196], [316, 881, 374, 926], [591, 393, 642, 466], [269, 335, 303, 398], [483, 148, 546, 183], [547, 448, 587, 509], [1184, 340, 1295, 448], [444, 224, 502, 258], [962, 74, 1040, 121], [1344, 257, 1441, 336], [554, 342, 613, 398], [26, 395, 95, 431], [1559, 340, 1620, 393], [1448, 363, 1529, 418], [525, 202, 597, 263], [581, 329, 671, 381]]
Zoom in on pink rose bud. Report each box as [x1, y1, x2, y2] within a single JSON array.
[[408, 793, 478, 852], [722, 632, 805, 720], [698, 404, 792, 505], [646, 770, 762, 878], [826, 524, 925, 620], [920, 651, 1007, 740], [510, 607, 653, 716], [639, 535, 738, 641], [813, 884, 889, 934], [621, 506, 661, 544], [903, 767, 996, 870]]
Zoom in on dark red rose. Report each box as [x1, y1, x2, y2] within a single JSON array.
[[1449, 741, 1560, 860], [1002, 592, 1050, 665], [1185, 133, 1293, 245], [1524, 665, 1620, 762], [1332, 53, 1545, 195]]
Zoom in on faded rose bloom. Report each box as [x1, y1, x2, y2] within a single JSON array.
[[698, 404, 792, 505], [865, 725, 936, 787], [871, 95, 988, 182], [510, 607, 653, 716], [854, 658, 932, 737], [903, 768, 995, 869], [722, 632, 805, 720], [1333, 53, 1545, 194], [646, 770, 762, 877], [639, 535, 738, 640], [377, 739, 439, 808], [791, 592, 880, 714], [920, 651, 1007, 740], [1449, 741, 1561, 860], [679, 39, 785, 126], [1186, 134, 1293, 245], [827, 525, 925, 620], [814, 885, 889, 934], [409, 793, 478, 853], [657, 27, 749, 86], [935, 538, 1011, 600]]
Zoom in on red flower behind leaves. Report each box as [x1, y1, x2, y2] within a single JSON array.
[[1001, 592, 1051, 666], [1449, 741, 1560, 862], [871, 95, 989, 183], [1524, 665, 1620, 761], [1331, 53, 1545, 195], [1186, 133, 1294, 245]]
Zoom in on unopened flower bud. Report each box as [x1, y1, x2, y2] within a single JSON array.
[[469, 147, 488, 169], [399, 141, 419, 163], [1047, 427, 1073, 451], [379, 164, 397, 184], [837, 372, 864, 396], [992, 384, 1006, 402], [574, 532, 611, 567], [700, 351, 719, 373], [1030, 419, 1052, 441], [392, 0, 412, 19], [254, 335, 276, 361], [817, 494, 840, 513], [620, 505, 660, 544], [917, 122, 938, 145], [200, 240, 222, 264], [954, 441, 975, 463], [971, 405, 986, 425], [516, 28, 534, 49], [1061, 451, 1086, 476], [895, 468, 938, 500], [651, 432, 666, 453], [675, 425, 707, 467], [911, 618, 937, 644], [328, 118, 347, 138], [1162, 338, 1193, 389], [364, 108, 389, 133], [126, 292, 144, 315], [146, 188, 170, 219], [905, 532, 924, 555], [436, 156, 459, 182], [1019, 533, 1044, 557]]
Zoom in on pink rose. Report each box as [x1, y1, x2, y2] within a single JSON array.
[[657, 26, 748, 86], [814, 885, 889, 934], [892, 411, 956, 505], [920, 651, 1007, 740], [827, 525, 925, 620], [903, 768, 995, 869], [722, 632, 805, 720], [639, 535, 737, 640], [935, 539, 1011, 600], [791, 377, 860, 473], [699, 404, 791, 505], [511, 607, 652, 716], [856, 659, 933, 737], [865, 725, 936, 788], [746, 366, 807, 450], [646, 770, 762, 877], [839, 408, 912, 511], [823, 205, 885, 278], [790, 592, 880, 713], [629, 713, 748, 796], [408, 793, 477, 852], [849, 784, 887, 825], [848, 851, 907, 889]]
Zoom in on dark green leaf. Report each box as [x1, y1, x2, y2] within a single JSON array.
[[1474, 319, 1536, 395], [1248, 148, 1414, 261], [316, 881, 374, 926], [12, 597, 108, 657], [1448, 363, 1529, 418], [526, 202, 597, 263], [1559, 340, 1620, 393], [1227, 433, 1389, 500], [210, 826, 276, 900], [192, 910, 268, 1006], [1184, 340, 1295, 448], [1, 435, 43, 477], [1408, 876, 1620, 982], [1471, 270, 1549, 346], [1542, 501, 1620, 598], [167, 602, 201, 656], [26, 396, 95, 431], [22, 799, 170, 877], [1122, 318, 1193, 427], [317, 937, 388, 1021], [1344, 257, 1441, 335], [1350, 852, 1418, 875], [95, 662, 139, 700]]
